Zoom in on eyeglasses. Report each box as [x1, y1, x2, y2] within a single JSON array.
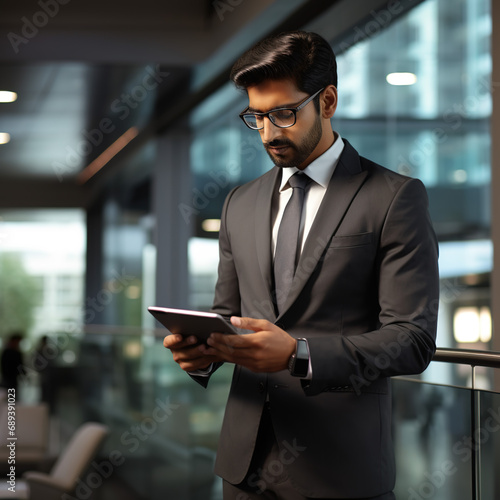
[[239, 88, 324, 130]]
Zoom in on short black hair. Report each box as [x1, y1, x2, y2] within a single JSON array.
[[230, 31, 337, 96]]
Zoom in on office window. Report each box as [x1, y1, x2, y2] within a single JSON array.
[[334, 0, 492, 355], [0, 209, 85, 341]]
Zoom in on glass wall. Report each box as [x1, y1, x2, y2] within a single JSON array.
[[335, 0, 491, 198], [49, 329, 234, 500], [0, 209, 85, 403], [392, 378, 473, 500], [0, 209, 85, 339], [478, 390, 500, 498], [93, 141, 157, 327], [33, 328, 498, 500], [332, 0, 493, 385]]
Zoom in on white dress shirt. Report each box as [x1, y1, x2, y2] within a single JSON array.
[[272, 133, 345, 256]]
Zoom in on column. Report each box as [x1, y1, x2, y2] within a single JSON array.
[[152, 128, 193, 309]]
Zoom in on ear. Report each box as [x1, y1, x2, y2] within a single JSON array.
[[321, 85, 338, 119]]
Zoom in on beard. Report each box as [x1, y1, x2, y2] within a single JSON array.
[[263, 114, 323, 168]]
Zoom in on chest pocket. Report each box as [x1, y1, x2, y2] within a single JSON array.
[[329, 232, 373, 248]]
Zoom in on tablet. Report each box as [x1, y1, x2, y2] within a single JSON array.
[[148, 306, 238, 341]]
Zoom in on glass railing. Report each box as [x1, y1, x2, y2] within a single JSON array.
[[394, 348, 500, 500], [22, 329, 500, 500]]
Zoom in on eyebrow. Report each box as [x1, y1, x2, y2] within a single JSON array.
[[246, 99, 303, 114]]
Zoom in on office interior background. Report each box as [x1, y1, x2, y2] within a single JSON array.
[[1, 0, 500, 498]]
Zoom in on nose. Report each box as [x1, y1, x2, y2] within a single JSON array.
[[260, 116, 280, 143]]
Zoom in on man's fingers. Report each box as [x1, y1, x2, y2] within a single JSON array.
[[163, 334, 221, 372], [163, 334, 197, 349], [163, 334, 182, 348], [171, 343, 213, 365], [201, 343, 249, 363], [177, 353, 216, 372], [208, 332, 251, 349], [231, 316, 270, 332]]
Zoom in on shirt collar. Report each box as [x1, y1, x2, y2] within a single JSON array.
[[279, 133, 345, 191]]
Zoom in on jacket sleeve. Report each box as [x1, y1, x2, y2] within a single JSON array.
[[189, 186, 242, 388], [303, 178, 439, 396], [211, 185, 242, 319]]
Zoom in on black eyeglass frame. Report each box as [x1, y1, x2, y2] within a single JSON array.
[[239, 87, 325, 130]]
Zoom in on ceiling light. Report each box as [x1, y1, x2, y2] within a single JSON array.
[[386, 72, 417, 86], [453, 169, 468, 183], [454, 307, 480, 343], [0, 91, 17, 103], [0, 133, 11, 144], [202, 219, 221, 232], [453, 306, 492, 343]]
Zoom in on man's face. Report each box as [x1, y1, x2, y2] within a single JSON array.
[[246, 79, 325, 170]]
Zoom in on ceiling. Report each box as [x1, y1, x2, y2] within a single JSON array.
[[0, 0, 379, 209], [0, 0, 286, 206]]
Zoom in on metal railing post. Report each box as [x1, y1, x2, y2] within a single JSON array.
[[471, 365, 481, 500]]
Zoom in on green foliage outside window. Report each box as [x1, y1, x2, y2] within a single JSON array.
[[0, 253, 39, 340]]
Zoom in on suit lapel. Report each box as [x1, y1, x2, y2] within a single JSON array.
[[278, 141, 369, 317], [254, 167, 281, 313]]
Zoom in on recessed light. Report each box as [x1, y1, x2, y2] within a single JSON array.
[[0, 91, 17, 103], [202, 219, 221, 232], [386, 73, 417, 86], [0, 133, 11, 144], [453, 169, 468, 183]]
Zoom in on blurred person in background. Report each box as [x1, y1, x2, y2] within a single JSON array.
[[1, 331, 26, 394]]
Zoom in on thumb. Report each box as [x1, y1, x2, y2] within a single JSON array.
[[231, 316, 267, 332]]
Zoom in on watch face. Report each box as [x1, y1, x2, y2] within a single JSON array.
[[293, 358, 308, 377], [290, 340, 309, 377]]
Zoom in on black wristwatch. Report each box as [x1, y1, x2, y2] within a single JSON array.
[[288, 338, 309, 377]]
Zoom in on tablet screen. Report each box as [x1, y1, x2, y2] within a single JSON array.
[[148, 306, 238, 341]]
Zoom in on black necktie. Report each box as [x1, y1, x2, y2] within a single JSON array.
[[274, 172, 310, 314]]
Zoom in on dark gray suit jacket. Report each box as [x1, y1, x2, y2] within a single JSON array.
[[194, 139, 439, 498]]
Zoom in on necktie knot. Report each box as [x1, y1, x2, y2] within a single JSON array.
[[287, 172, 310, 190]]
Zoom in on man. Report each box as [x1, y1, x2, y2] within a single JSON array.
[[1, 332, 25, 394], [164, 31, 439, 499]]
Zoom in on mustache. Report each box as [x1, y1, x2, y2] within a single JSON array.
[[264, 139, 294, 149]]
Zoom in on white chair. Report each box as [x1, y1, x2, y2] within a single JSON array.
[[0, 422, 109, 500], [0, 404, 50, 471]]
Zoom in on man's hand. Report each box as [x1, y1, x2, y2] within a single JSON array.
[[200, 316, 297, 373], [163, 334, 223, 372]]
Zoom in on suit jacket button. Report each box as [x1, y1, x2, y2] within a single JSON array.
[[258, 382, 265, 393]]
